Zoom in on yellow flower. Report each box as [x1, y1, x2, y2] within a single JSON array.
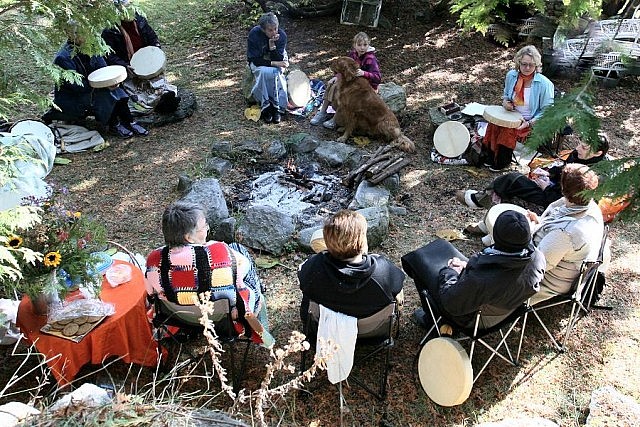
[[43, 251, 62, 267], [6, 235, 23, 248], [74, 212, 81, 218]]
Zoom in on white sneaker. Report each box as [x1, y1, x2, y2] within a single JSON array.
[[310, 111, 329, 125], [322, 117, 336, 129]]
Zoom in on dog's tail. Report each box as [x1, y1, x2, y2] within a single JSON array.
[[393, 133, 415, 153]]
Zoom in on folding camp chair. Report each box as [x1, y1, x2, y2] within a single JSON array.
[[418, 289, 527, 382], [300, 300, 398, 401], [521, 225, 610, 353], [151, 294, 252, 392]]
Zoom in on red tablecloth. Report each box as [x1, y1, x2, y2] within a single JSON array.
[[16, 260, 160, 385]]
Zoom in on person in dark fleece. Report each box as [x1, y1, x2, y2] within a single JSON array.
[[298, 210, 405, 324]]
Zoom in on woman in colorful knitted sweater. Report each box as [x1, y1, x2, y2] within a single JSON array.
[[145, 202, 273, 347]]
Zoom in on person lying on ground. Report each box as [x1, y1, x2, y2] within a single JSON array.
[[458, 133, 609, 212], [298, 209, 404, 325], [145, 201, 274, 347], [310, 31, 381, 130], [403, 210, 545, 331]]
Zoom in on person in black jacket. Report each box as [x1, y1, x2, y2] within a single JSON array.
[[456, 133, 608, 213], [298, 210, 405, 324], [402, 210, 545, 330]]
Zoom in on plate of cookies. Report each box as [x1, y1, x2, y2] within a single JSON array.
[[41, 314, 106, 343]]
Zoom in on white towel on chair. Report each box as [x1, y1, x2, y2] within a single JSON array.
[[317, 304, 358, 384]]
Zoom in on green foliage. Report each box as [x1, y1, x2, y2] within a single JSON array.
[[450, 0, 543, 34], [559, 0, 603, 28], [527, 76, 601, 148], [0, 0, 134, 120], [527, 74, 639, 222]]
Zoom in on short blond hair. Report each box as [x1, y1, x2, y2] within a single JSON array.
[[353, 32, 370, 46], [323, 210, 368, 259], [514, 45, 542, 70]]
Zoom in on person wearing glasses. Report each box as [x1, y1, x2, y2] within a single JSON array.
[[145, 201, 273, 347], [482, 45, 554, 171]]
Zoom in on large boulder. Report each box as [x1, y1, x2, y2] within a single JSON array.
[[314, 141, 358, 168], [180, 178, 229, 230], [379, 82, 406, 114], [357, 206, 390, 249], [237, 205, 296, 255], [349, 179, 391, 209]]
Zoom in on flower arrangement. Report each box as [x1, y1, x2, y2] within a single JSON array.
[[1, 187, 107, 301]]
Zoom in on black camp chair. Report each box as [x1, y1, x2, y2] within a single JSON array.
[[151, 294, 251, 392]]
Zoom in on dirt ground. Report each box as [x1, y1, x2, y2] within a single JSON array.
[[4, 1, 640, 426]]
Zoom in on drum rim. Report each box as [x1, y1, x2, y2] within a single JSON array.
[[130, 46, 167, 79], [287, 69, 311, 108], [483, 105, 524, 129], [88, 65, 128, 88], [433, 120, 470, 158], [417, 337, 473, 406], [485, 203, 530, 235]]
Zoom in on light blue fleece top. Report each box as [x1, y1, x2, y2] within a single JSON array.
[[503, 69, 555, 121]]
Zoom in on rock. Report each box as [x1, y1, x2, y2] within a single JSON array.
[[349, 179, 391, 209], [234, 140, 264, 155], [389, 205, 407, 215], [180, 178, 229, 230], [241, 65, 255, 105], [297, 225, 324, 253], [177, 174, 192, 193], [211, 140, 233, 157], [314, 141, 357, 167], [381, 173, 401, 194], [427, 106, 450, 139], [136, 88, 197, 127], [475, 418, 558, 427], [379, 82, 406, 114], [357, 206, 390, 249], [289, 133, 320, 153], [236, 205, 296, 255], [0, 402, 40, 427], [264, 139, 287, 160], [204, 157, 232, 175], [213, 217, 236, 243], [50, 383, 111, 411], [586, 386, 640, 427]]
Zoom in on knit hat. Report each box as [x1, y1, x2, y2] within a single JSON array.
[[492, 210, 531, 252]]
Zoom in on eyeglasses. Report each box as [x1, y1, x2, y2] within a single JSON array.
[[520, 62, 536, 68], [196, 223, 210, 233]]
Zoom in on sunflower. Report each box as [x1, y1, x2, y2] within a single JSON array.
[[5, 234, 23, 248], [43, 251, 62, 268]]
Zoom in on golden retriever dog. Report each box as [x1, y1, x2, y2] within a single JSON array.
[[331, 57, 414, 152]]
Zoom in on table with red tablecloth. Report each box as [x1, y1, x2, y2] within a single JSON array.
[[16, 260, 160, 385]]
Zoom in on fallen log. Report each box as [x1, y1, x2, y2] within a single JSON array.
[[370, 157, 412, 184], [343, 145, 393, 187]]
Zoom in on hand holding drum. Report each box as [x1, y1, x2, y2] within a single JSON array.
[[483, 105, 523, 129]]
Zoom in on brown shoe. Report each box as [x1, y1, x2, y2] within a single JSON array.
[[455, 190, 482, 209], [465, 222, 487, 235]]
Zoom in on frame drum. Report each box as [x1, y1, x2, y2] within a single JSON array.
[[130, 46, 167, 79], [88, 65, 127, 88], [485, 203, 531, 236], [418, 337, 473, 406], [483, 105, 523, 129], [10, 119, 55, 146], [287, 69, 311, 108], [433, 121, 470, 158]]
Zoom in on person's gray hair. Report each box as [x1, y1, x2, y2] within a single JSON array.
[[258, 12, 279, 30], [161, 202, 205, 247], [514, 45, 542, 70]]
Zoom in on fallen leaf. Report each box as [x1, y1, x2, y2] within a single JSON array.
[[353, 136, 371, 146], [244, 105, 261, 122], [435, 228, 468, 241], [255, 256, 280, 269], [54, 157, 72, 165]]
